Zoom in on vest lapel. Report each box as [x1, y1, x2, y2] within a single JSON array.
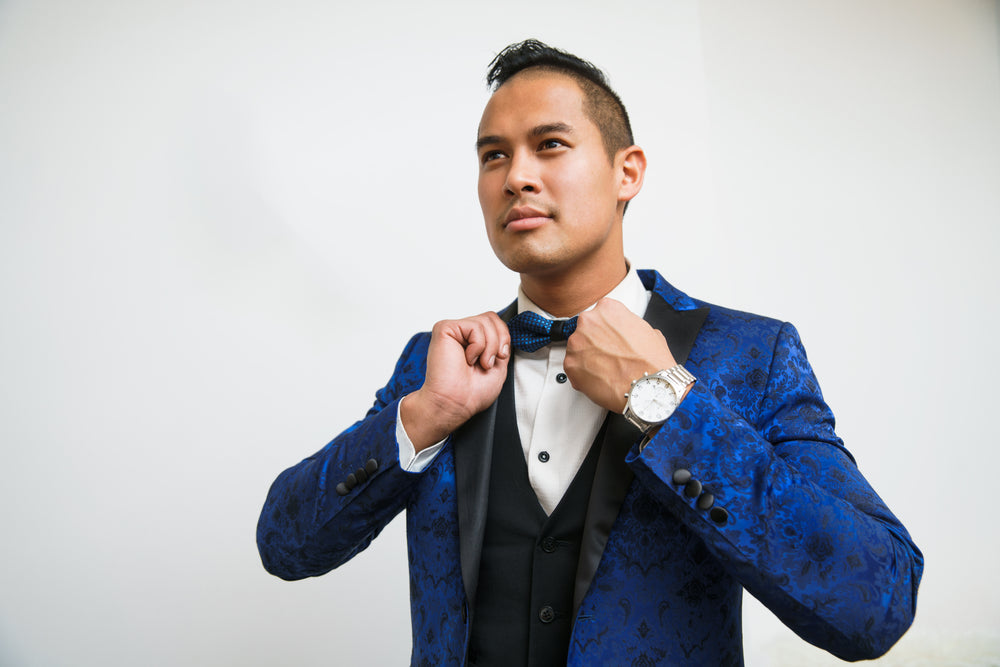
[[572, 291, 709, 612], [454, 301, 517, 612]]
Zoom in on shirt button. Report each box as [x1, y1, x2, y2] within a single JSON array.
[[539, 605, 555, 623], [538, 451, 550, 463], [555, 372, 568, 384]]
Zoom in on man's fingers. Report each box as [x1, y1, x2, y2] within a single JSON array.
[[480, 312, 511, 368], [461, 313, 511, 369], [433, 312, 511, 370], [462, 321, 488, 367], [467, 313, 511, 369]]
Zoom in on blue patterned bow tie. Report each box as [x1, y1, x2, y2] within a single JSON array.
[[508, 311, 578, 352]]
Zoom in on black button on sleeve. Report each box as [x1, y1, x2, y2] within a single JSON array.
[[345, 473, 358, 490], [354, 468, 368, 484], [672, 468, 692, 485], [335, 482, 349, 496], [710, 507, 729, 525], [684, 479, 702, 498], [697, 492, 715, 510], [364, 458, 379, 475]]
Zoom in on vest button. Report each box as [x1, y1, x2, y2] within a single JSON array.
[[540, 536, 557, 553], [537, 451, 550, 463], [538, 605, 555, 623]]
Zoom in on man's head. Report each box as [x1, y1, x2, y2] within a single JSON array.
[[485, 39, 634, 163], [476, 40, 645, 298]]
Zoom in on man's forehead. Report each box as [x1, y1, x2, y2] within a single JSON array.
[[477, 69, 588, 140]]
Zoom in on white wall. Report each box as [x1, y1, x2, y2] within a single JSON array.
[[1, 1, 997, 664]]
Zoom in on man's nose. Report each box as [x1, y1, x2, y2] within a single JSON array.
[[504, 152, 541, 195]]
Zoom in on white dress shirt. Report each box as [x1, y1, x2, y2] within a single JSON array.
[[397, 266, 651, 515]]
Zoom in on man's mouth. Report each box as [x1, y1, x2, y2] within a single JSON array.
[[504, 205, 552, 231]]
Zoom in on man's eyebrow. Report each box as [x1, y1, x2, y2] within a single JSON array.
[[530, 122, 574, 137], [475, 123, 576, 152], [476, 135, 503, 152]]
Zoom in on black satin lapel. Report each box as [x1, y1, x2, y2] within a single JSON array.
[[497, 300, 517, 323], [572, 295, 709, 613], [573, 412, 638, 613], [453, 353, 513, 612], [642, 293, 709, 365]]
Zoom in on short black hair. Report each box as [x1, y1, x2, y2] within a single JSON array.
[[486, 39, 634, 161]]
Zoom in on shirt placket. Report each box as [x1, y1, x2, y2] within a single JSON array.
[[526, 344, 572, 513]]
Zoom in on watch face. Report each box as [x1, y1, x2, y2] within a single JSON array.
[[630, 376, 679, 423]]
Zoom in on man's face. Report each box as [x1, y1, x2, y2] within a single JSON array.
[[477, 70, 626, 282]]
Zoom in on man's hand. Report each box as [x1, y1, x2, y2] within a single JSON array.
[[401, 312, 510, 452], [563, 298, 677, 413]]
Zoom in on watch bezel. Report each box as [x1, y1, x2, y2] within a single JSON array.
[[628, 374, 680, 423], [624, 365, 696, 433]]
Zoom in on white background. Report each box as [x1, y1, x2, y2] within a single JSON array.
[[2, 1, 999, 665]]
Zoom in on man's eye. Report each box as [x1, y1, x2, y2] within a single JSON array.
[[540, 139, 565, 150], [481, 150, 506, 164]]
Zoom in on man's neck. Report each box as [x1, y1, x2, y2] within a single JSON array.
[[519, 260, 629, 318]]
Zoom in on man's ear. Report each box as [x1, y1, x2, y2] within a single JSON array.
[[616, 145, 647, 204]]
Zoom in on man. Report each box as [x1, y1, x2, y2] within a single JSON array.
[[257, 40, 922, 666]]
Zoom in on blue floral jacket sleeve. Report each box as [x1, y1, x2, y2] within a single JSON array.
[[627, 319, 923, 660], [256, 332, 431, 579]]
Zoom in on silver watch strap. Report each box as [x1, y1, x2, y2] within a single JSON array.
[[661, 365, 696, 395]]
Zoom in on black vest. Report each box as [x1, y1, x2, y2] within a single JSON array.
[[467, 376, 606, 667]]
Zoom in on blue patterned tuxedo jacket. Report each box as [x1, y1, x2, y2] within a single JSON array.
[[257, 270, 922, 666]]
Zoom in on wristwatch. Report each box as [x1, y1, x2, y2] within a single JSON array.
[[623, 365, 696, 433]]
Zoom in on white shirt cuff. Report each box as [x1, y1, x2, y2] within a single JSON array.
[[396, 395, 446, 472]]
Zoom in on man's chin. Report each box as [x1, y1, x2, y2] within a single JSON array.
[[495, 253, 565, 278]]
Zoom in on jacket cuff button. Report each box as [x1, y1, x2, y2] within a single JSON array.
[[365, 458, 379, 475], [697, 492, 715, 510], [335, 482, 350, 496], [672, 468, 692, 485], [710, 507, 729, 525], [684, 479, 702, 498]]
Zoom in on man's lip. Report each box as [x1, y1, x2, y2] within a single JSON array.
[[504, 206, 551, 227], [505, 216, 551, 232]]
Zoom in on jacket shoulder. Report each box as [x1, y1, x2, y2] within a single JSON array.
[[692, 297, 787, 341]]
